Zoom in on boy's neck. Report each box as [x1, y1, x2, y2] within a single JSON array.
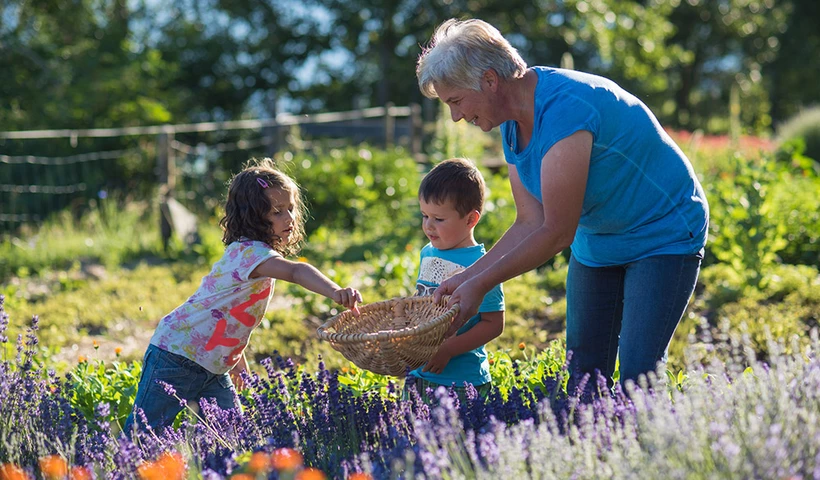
[[437, 234, 479, 251]]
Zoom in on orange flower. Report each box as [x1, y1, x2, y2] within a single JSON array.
[[347, 473, 374, 480], [92, 340, 99, 350], [68, 466, 92, 480], [78, 355, 87, 364], [137, 451, 186, 480], [0, 464, 31, 480], [39, 455, 68, 479], [518, 342, 527, 350], [247, 452, 270, 473], [296, 468, 327, 480], [115, 347, 122, 356], [270, 448, 303, 471], [229, 475, 254, 480], [488, 358, 495, 365]]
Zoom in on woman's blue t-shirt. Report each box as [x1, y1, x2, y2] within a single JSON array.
[[501, 67, 709, 266]]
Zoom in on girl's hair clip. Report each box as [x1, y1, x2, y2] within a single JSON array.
[[257, 178, 270, 189]]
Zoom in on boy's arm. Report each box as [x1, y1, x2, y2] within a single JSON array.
[[422, 311, 505, 374]]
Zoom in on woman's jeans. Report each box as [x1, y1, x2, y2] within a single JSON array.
[[122, 344, 239, 435], [566, 252, 701, 388]]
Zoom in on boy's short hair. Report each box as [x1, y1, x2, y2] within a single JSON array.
[[419, 158, 485, 217]]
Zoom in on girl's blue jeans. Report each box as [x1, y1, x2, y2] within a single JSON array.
[[122, 344, 239, 435], [566, 252, 701, 388]]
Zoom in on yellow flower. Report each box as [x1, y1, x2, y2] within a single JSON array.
[[137, 451, 186, 480], [38, 454, 68, 480], [68, 466, 92, 480], [296, 468, 327, 480], [348, 473, 374, 480], [247, 452, 270, 473], [270, 448, 303, 471], [0, 463, 31, 480]]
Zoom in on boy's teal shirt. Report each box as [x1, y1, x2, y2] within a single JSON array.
[[409, 243, 505, 387]]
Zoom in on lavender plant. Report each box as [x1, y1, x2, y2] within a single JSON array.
[[3, 293, 820, 479]]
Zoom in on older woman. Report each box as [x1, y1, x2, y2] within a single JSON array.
[[421, 18, 709, 387]]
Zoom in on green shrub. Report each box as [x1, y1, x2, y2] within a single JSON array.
[[768, 174, 820, 266], [776, 106, 820, 163], [275, 145, 422, 253], [703, 154, 787, 287]]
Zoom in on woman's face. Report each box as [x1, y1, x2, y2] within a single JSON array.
[[434, 80, 497, 132]]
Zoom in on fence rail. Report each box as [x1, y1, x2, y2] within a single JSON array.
[[0, 105, 415, 140], [0, 104, 425, 238]]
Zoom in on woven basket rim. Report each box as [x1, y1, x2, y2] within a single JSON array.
[[316, 296, 459, 345]]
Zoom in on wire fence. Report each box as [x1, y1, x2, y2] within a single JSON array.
[[0, 104, 425, 237]]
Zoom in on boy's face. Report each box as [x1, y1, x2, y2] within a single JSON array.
[[419, 197, 478, 250]]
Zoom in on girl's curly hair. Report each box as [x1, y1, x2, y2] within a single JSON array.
[[219, 158, 307, 256]]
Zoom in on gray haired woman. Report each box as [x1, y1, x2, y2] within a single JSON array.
[[422, 18, 709, 389]]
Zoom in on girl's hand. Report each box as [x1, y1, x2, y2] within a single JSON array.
[[229, 355, 249, 390], [333, 287, 363, 315]]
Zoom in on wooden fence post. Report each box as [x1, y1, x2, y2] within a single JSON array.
[[157, 126, 175, 250], [384, 102, 395, 148], [410, 103, 422, 156]]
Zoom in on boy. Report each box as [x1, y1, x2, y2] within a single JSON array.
[[404, 157, 505, 403]]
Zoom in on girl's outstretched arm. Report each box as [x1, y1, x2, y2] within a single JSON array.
[[251, 257, 362, 312]]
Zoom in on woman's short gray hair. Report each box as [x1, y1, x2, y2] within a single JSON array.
[[417, 18, 528, 99]]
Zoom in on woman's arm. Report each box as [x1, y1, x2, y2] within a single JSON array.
[[433, 164, 544, 303], [252, 257, 362, 310], [440, 130, 592, 333], [461, 165, 545, 275], [474, 130, 591, 288]]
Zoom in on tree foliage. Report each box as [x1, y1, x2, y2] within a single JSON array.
[[0, 0, 817, 137]]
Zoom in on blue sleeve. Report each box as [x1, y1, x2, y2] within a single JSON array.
[[535, 93, 601, 159], [478, 283, 504, 313]]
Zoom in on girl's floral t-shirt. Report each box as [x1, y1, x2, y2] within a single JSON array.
[[150, 240, 279, 374]]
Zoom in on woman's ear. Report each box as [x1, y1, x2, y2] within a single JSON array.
[[483, 69, 499, 91]]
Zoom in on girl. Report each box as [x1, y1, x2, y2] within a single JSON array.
[[124, 158, 362, 434]]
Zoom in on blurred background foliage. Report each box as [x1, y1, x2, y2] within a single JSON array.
[[1, 0, 817, 135], [1, 0, 819, 377]]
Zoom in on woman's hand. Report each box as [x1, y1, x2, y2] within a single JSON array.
[[333, 287, 363, 315], [433, 270, 469, 305], [440, 277, 487, 337]]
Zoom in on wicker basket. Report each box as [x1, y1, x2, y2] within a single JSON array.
[[317, 296, 460, 377]]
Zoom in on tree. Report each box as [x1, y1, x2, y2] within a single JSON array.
[[765, 0, 820, 125], [665, 0, 789, 132]]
